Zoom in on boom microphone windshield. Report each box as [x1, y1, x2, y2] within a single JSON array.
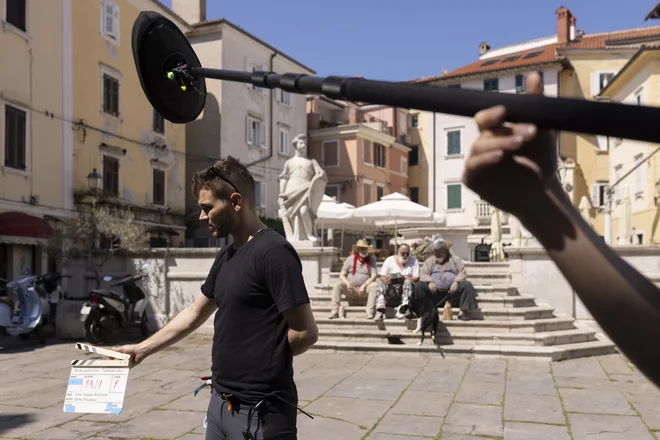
[[132, 11, 660, 144]]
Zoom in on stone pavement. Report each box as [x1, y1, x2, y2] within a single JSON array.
[[1, 333, 660, 440]]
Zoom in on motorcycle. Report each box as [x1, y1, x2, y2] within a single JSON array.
[[0, 271, 67, 343], [81, 263, 150, 344]]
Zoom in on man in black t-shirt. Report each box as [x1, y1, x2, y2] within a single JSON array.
[[112, 156, 319, 439]]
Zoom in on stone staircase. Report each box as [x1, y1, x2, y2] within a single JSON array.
[[309, 262, 617, 361]]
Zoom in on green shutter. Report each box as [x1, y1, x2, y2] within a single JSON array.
[[515, 75, 524, 93], [447, 184, 462, 209], [447, 131, 461, 155]]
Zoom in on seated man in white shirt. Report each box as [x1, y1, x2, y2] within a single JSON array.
[[373, 244, 420, 320]]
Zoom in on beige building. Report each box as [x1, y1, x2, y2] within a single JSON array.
[[597, 47, 660, 244], [0, 0, 70, 279], [70, 0, 191, 248]]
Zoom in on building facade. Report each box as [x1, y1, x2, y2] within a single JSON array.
[[0, 0, 70, 279], [70, 0, 190, 248], [173, 0, 315, 246], [598, 47, 660, 244]]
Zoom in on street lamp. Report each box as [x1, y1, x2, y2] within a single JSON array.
[[87, 168, 102, 208]]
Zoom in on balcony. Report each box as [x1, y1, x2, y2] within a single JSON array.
[[475, 200, 509, 226]]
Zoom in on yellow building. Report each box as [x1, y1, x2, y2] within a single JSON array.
[[0, 0, 71, 279], [597, 47, 660, 244], [71, 0, 191, 247], [555, 7, 660, 238]]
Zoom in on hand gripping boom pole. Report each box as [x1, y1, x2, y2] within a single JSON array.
[[132, 10, 660, 144]]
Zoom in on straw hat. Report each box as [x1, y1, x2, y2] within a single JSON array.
[[352, 239, 374, 254]]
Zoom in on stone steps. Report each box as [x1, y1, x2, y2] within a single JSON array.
[[313, 304, 556, 321], [316, 327, 597, 346], [310, 293, 535, 308], [313, 283, 519, 297], [314, 316, 577, 333], [308, 340, 617, 361]]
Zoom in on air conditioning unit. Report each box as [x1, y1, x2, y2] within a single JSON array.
[[399, 134, 410, 144]]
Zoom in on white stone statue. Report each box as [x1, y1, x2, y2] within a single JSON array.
[[278, 134, 328, 243]]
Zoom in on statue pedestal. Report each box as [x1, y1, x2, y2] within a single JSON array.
[[291, 242, 341, 295]]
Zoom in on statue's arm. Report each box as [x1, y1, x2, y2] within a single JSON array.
[[279, 161, 290, 196], [311, 159, 326, 177]]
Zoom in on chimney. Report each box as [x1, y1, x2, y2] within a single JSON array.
[[172, 0, 207, 25], [479, 42, 491, 56], [556, 6, 574, 44]]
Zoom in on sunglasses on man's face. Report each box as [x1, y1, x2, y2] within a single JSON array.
[[400, 252, 409, 257]]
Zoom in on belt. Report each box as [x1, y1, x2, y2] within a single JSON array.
[[216, 389, 314, 440]]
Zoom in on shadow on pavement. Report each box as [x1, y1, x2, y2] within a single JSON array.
[[0, 413, 36, 436], [0, 332, 145, 355]]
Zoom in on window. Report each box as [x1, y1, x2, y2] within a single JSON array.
[[4, 105, 27, 170], [635, 88, 643, 105], [322, 140, 339, 167], [408, 114, 419, 128], [447, 184, 462, 209], [636, 232, 644, 245], [246, 116, 266, 148], [515, 75, 525, 94], [502, 55, 521, 63], [591, 181, 607, 207], [634, 154, 644, 195], [152, 108, 165, 134], [523, 51, 543, 59], [596, 136, 609, 152], [101, 0, 120, 42], [591, 71, 615, 96], [481, 59, 500, 66], [152, 169, 165, 205], [409, 186, 419, 203], [254, 181, 266, 208], [278, 89, 291, 106], [447, 130, 461, 156], [400, 157, 408, 175], [103, 155, 119, 196], [150, 236, 168, 248], [325, 184, 340, 201], [102, 72, 120, 117], [278, 128, 289, 155], [376, 185, 384, 201], [484, 78, 498, 92], [363, 182, 373, 205], [614, 165, 622, 200], [399, 113, 407, 136], [362, 139, 372, 164], [538, 71, 544, 91], [6, 0, 26, 32], [409, 145, 419, 166], [244, 58, 265, 93], [373, 143, 386, 168]]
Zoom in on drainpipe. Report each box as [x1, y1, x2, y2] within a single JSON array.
[[432, 112, 436, 211], [246, 52, 277, 168]]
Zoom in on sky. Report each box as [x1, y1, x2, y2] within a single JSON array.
[[162, 0, 659, 82]]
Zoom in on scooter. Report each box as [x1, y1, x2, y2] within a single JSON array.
[[0, 273, 53, 343], [81, 263, 150, 344]]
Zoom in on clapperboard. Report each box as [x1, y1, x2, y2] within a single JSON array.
[[63, 343, 131, 414]]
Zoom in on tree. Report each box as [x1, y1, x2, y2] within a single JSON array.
[[48, 205, 149, 288]]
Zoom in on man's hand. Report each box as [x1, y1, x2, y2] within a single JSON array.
[[449, 282, 458, 295], [358, 284, 366, 296], [463, 72, 559, 219], [429, 282, 437, 294], [111, 344, 148, 368], [345, 282, 354, 293]]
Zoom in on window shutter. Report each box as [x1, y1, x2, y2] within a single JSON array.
[[113, 3, 120, 39], [591, 184, 599, 206], [591, 72, 599, 97], [596, 136, 608, 151], [245, 116, 252, 145], [260, 122, 267, 147]]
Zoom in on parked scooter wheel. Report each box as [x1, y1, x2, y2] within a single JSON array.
[[140, 313, 149, 337], [85, 318, 107, 345]]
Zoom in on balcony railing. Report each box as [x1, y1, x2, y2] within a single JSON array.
[[475, 200, 509, 226]]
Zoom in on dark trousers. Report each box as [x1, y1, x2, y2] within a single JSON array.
[[206, 389, 298, 440], [414, 280, 479, 312]]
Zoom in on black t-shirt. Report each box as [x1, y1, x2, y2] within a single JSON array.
[[200, 228, 310, 405]]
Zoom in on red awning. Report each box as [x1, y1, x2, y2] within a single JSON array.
[[0, 211, 54, 239]]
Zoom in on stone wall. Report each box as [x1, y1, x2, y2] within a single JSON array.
[[507, 245, 660, 324]]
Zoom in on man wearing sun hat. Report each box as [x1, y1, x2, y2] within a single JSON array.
[[415, 237, 479, 321], [328, 238, 378, 319]]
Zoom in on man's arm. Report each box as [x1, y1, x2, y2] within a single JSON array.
[[114, 293, 217, 367], [452, 256, 467, 282], [419, 258, 434, 283], [263, 245, 318, 355], [408, 259, 420, 282], [339, 259, 351, 287], [282, 303, 319, 356], [520, 177, 660, 387]]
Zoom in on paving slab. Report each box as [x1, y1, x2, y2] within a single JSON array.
[[559, 387, 636, 416], [503, 421, 571, 440], [504, 393, 564, 424], [372, 412, 444, 437], [96, 409, 203, 439], [568, 413, 655, 439], [443, 402, 503, 437], [455, 380, 504, 405], [324, 377, 410, 401], [304, 396, 392, 428], [390, 390, 454, 418]]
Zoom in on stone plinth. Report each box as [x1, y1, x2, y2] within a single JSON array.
[[294, 245, 341, 295]]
